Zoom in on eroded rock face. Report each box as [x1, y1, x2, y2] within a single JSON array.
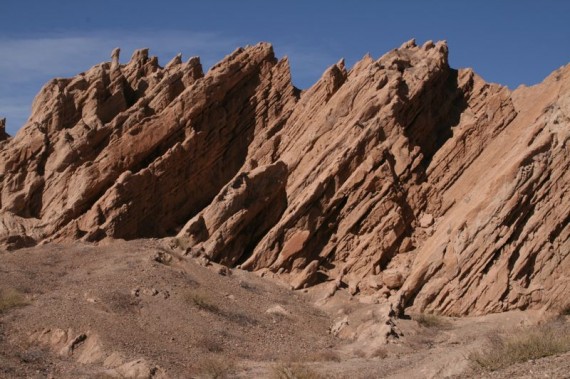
[[1, 40, 568, 316], [177, 161, 289, 266]]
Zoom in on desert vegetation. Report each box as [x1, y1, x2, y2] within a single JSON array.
[[470, 319, 570, 371], [0, 287, 28, 313], [185, 290, 221, 314], [193, 356, 235, 379], [271, 361, 324, 379], [558, 303, 570, 316], [412, 313, 451, 329]]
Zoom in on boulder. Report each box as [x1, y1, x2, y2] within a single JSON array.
[[382, 270, 405, 290]]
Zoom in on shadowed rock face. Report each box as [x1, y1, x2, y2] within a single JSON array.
[[0, 40, 568, 316], [0, 118, 8, 142]]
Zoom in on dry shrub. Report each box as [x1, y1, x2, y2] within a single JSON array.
[[225, 310, 257, 326], [238, 280, 259, 293], [272, 361, 324, 379], [151, 250, 173, 265], [370, 347, 388, 359], [105, 291, 141, 314], [194, 356, 235, 379], [0, 287, 28, 313], [198, 336, 223, 353], [414, 313, 450, 329], [94, 374, 120, 379], [353, 349, 367, 358], [184, 291, 220, 314], [351, 347, 386, 360], [558, 304, 570, 316], [16, 347, 48, 364], [308, 349, 341, 362], [183, 290, 256, 327], [268, 312, 289, 324], [470, 320, 570, 371]]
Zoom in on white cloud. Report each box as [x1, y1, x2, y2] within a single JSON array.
[[0, 31, 240, 78], [0, 30, 338, 135], [0, 30, 240, 134]]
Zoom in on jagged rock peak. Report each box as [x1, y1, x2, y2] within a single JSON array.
[[400, 38, 416, 49], [130, 47, 149, 63], [166, 53, 182, 69], [111, 47, 120, 70], [0, 40, 568, 318], [0, 117, 8, 142]]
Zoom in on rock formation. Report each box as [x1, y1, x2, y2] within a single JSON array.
[[111, 47, 121, 71], [0, 117, 8, 142], [0, 40, 568, 316]]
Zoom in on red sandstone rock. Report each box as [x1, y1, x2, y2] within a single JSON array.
[[0, 40, 568, 316]]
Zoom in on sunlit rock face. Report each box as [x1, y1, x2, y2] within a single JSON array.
[[1, 40, 568, 316]]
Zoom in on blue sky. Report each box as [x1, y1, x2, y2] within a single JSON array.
[[1, 1, 569, 135]]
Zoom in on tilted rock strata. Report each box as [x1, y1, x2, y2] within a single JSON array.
[[179, 161, 288, 266], [397, 65, 570, 315], [0, 40, 568, 316]]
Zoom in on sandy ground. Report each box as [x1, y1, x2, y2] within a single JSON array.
[[0, 239, 567, 378]]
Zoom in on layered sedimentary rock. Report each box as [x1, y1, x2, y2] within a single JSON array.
[[0, 40, 568, 316]]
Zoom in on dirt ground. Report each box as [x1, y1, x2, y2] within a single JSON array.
[[0, 239, 568, 378]]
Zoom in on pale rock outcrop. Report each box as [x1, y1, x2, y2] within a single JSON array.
[[111, 48, 121, 71], [30, 328, 166, 378]]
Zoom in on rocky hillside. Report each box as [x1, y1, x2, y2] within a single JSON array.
[[1, 40, 568, 316]]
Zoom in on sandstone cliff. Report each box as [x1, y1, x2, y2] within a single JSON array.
[[0, 40, 568, 316]]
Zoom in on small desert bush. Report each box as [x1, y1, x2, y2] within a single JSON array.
[[272, 362, 324, 379], [370, 347, 388, 359], [106, 291, 141, 314], [353, 349, 367, 359], [194, 356, 235, 379], [184, 291, 220, 314], [198, 336, 224, 353], [414, 313, 450, 329], [558, 303, 570, 316], [470, 321, 570, 371], [352, 347, 387, 360], [94, 374, 119, 379], [0, 287, 28, 313], [308, 349, 341, 362], [16, 347, 48, 364], [183, 290, 256, 326], [238, 280, 260, 294], [226, 310, 257, 326]]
